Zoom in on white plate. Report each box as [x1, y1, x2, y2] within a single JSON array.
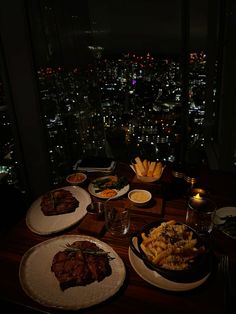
[[128, 239, 210, 292], [19, 235, 126, 310], [26, 186, 91, 235], [213, 206, 236, 239], [88, 176, 130, 199]]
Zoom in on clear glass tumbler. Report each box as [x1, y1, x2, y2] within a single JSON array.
[[104, 201, 130, 236]]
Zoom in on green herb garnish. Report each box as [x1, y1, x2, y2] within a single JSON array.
[[64, 243, 115, 260], [92, 176, 128, 191], [49, 191, 56, 209]]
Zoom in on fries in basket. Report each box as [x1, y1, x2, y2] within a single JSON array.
[[131, 156, 164, 182], [140, 220, 205, 270]]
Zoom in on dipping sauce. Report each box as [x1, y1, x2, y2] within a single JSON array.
[[130, 190, 150, 202], [66, 173, 87, 184]]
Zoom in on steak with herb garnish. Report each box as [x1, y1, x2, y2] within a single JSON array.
[[51, 241, 112, 290], [40, 189, 79, 216]]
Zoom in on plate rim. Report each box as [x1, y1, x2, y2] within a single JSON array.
[[213, 206, 236, 239], [26, 186, 91, 235], [128, 239, 210, 292], [214, 206, 236, 218], [19, 234, 126, 310], [88, 175, 130, 199]]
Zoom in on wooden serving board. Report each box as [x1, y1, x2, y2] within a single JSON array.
[[77, 213, 106, 237]]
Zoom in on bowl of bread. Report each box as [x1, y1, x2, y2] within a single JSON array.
[[130, 156, 165, 182], [130, 219, 213, 283]]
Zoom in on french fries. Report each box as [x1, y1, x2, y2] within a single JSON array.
[[153, 161, 162, 177], [134, 156, 147, 176], [147, 161, 156, 177], [132, 156, 163, 179], [140, 220, 205, 270]]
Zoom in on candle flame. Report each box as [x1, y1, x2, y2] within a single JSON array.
[[194, 193, 201, 200]]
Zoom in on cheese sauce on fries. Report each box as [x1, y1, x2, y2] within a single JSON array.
[[141, 220, 205, 270]]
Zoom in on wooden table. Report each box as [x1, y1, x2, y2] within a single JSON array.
[[0, 162, 235, 314]]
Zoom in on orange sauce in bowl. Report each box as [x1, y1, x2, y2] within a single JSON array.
[[67, 173, 86, 183]]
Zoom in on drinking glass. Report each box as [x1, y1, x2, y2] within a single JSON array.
[[104, 201, 130, 236]]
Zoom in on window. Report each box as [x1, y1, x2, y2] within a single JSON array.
[[0, 76, 17, 185], [27, 0, 209, 181], [0, 0, 235, 199]]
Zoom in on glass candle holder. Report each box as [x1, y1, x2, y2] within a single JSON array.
[[186, 195, 217, 236]]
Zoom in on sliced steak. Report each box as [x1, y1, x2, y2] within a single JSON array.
[[40, 189, 79, 216], [51, 240, 112, 291]]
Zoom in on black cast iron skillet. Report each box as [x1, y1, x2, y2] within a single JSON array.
[[130, 220, 213, 283]]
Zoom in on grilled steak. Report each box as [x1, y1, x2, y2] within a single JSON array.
[[40, 189, 79, 216], [51, 241, 112, 291]]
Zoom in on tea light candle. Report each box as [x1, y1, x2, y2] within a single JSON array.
[[189, 193, 207, 210], [191, 187, 207, 195], [193, 193, 202, 200]]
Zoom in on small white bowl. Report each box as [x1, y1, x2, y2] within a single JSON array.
[[128, 189, 152, 206], [66, 172, 87, 185]]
